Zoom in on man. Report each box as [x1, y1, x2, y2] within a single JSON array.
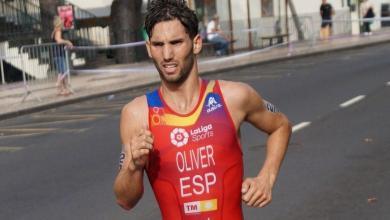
[[113, 0, 292, 219], [361, 0, 375, 35], [207, 14, 230, 56], [320, 0, 335, 40]]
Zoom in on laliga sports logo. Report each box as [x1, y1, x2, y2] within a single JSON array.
[[170, 128, 189, 147]]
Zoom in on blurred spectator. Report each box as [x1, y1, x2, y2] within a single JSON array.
[[361, 0, 375, 35], [320, 0, 334, 40], [51, 16, 73, 96], [207, 14, 230, 56]]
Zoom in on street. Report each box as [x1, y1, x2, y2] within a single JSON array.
[[0, 43, 389, 220]]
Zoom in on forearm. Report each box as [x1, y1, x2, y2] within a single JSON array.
[[259, 119, 291, 185], [113, 165, 144, 210], [56, 39, 72, 46]]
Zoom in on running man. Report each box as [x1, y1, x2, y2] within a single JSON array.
[[113, 1, 292, 219]]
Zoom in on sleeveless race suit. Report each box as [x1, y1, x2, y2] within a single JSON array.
[[146, 80, 244, 220]]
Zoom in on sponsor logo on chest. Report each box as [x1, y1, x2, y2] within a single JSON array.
[[170, 128, 189, 147], [170, 124, 214, 147], [206, 96, 222, 113], [190, 124, 214, 142]]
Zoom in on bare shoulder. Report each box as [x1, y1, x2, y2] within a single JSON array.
[[218, 80, 264, 126], [122, 95, 147, 114], [121, 95, 149, 131], [219, 79, 252, 93], [218, 80, 262, 105]]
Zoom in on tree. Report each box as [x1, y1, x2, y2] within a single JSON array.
[[288, 0, 304, 41], [110, 0, 144, 63]]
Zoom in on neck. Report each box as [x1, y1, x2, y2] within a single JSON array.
[[160, 71, 202, 114]]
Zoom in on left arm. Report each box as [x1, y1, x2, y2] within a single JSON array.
[[220, 81, 292, 207], [54, 29, 73, 47]]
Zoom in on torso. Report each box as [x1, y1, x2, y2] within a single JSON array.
[[207, 21, 218, 40], [145, 79, 244, 220], [52, 28, 65, 56], [320, 4, 332, 20], [361, 2, 374, 17]]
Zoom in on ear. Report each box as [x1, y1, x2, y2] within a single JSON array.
[[192, 34, 202, 55], [146, 40, 152, 58]]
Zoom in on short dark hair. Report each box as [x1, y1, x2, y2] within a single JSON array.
[[145, 0, 199, 39]]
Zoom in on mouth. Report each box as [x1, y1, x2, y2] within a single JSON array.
[[162, 63, 178, 74]]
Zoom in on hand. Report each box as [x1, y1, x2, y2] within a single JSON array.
[[65, 42, 73, 49], [128, 129, 153, 171], [241, 174, 273, 208]]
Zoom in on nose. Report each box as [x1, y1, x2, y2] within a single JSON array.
[[162, 44, 173, 61]]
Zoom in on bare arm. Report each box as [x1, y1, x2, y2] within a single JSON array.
[[113, 96, 152, 210], [245, 85, 291, 187], [220, 81, 292, 207], [54, 29, 73, 47]]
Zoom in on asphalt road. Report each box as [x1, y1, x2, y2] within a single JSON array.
[[0, 43, 389, 220]]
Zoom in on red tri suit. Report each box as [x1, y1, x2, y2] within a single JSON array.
[[146, 80, 244, 220]]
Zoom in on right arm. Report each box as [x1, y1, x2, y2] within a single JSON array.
[[113, 96, 152, 210]]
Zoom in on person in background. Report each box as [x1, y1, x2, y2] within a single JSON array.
[[320, 0, 335, 40], [207, 14, 230, 56], [361, 0, 375, 35], [51, 16, 73, 96]]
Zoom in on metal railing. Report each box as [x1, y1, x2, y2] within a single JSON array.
[[20, 42, 71, 102], [216, 9, 351, 51]]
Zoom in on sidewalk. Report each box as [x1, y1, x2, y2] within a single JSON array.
[[1, 31, 390, 120]]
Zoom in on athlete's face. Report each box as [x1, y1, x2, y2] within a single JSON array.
[[146, 19, 202, 84]]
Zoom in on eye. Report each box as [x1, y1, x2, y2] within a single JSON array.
[[171, 40, 183, 45], [152, 42, 164, 47]]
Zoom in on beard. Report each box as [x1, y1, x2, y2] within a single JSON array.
[[154, 53, 195, 85]]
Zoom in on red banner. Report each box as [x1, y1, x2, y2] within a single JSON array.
[[57, 5, 75, 30]]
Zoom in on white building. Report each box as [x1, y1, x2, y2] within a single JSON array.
[[67, 0, 113, 17]]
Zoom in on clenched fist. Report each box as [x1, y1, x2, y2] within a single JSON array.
[[128, 129, 154, 171], [241, 175, 273, 208]]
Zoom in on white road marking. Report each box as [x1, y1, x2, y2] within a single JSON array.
[[0, 147, 24, 153], [292, 122, 311, 133], [387, 81, 390, 86], [340, 95, 366, 108]]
